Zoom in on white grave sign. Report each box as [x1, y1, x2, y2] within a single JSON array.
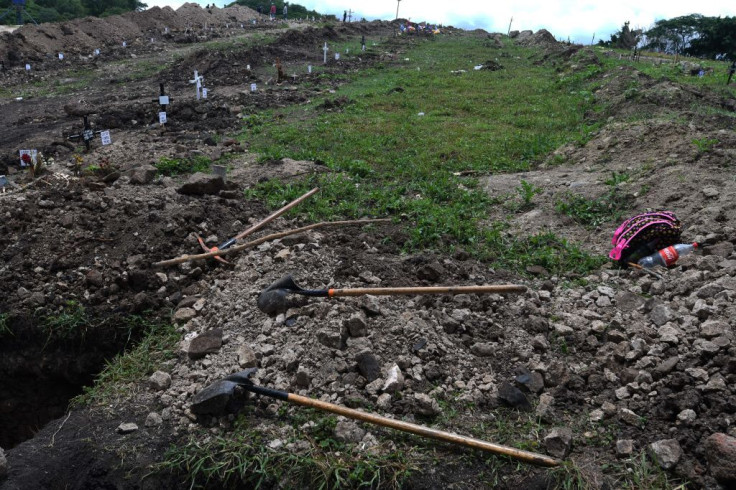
[[100, 131, 112, 146], [159, 112, 167, 124], [323, 42, 328, 64], [19, 149, 37, 167], [308, 65, 312, 73], [25, 64, 30, 71], [122, 41, 127, 47], [250, 83, 257, 92], [246, 64, 251, 70], [190, 70, 204, 100], [94, 49, 100, 56], [202, 88, 208, 99], [159, 95, 170, 106], [335, 53, 340, 60], [58, 53, 64, 60]]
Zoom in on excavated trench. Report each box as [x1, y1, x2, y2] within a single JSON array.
[[0, 312, 152, 449]]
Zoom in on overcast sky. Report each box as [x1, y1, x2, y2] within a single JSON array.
[[147, 0, 736, 45]]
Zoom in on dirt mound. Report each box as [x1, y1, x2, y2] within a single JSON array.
[[516, 29, 559, 47], [0, 3, 259, 64]]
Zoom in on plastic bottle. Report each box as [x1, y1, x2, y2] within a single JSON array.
[[637, 243, 698, 268]]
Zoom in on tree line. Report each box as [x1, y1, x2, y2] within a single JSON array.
[[0, 0, 146, 25], [602, 14, 736, 60]]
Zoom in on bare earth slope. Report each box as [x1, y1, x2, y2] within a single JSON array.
[[1, 14, 735, 490]]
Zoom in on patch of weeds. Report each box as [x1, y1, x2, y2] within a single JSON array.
[[515, 180, 542, 210], [692, 137, 718, 155], [155, 155, 212, 176], [0, 313, 12, 338], [70, 319, 179, 408], [604, 450, 686, 489], [551, 461, 591, 490], [554, 189, 627, 228], [41, 300, 94, 349], [604, 171, 629, 187], [155, 414, 415, 489]]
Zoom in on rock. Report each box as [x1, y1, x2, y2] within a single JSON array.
[[648, 439, 682, 470], [702, 186, 719, 198], [0, 447, 7, 480], [589, 409, 604, 422], [703, 241, 734, 258], [618, 407, 643, 427], [616, 439, 634, 457], [149, 371, 171, 391], [356, 351, 381, 382], [334, 419, 366, 443], [615, 291, 644, 312], [704, 433, 736, 484], [345, 311, 368, 337], [700, 320, 729, 339], [117, 422, 139, 434], [677, 409, 696, 424], [187, 329, 223, 359], [382, 364, 404, 394], [470, 343, 495, 357], [543, 427, 573, 459], [498, 381, 531, 411], [317, 329, 344, 350], [129, 164, 158, 185], [145, 412, 163, 427], [413, 393, 441, 416], [653, 356, 679, 379], [237, 345, 258, 368], [177, 173, 225, 195], [536, 393, 555, 421], [85, 269, 104, 287], [173, 307, 197, 324], [649, 304, 673, 327]]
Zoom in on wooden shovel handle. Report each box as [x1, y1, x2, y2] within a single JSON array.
[[234, 187, 319, 241], [287, 393, 560, 467], [327, 285, 526, 297]]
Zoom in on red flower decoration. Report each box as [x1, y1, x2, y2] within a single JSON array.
[[21, 153, 32, 164]]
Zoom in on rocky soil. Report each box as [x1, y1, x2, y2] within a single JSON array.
[[1, 8, 736, 490]]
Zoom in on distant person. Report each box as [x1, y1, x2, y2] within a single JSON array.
[[257, 5, 262, 15], [343, 10, 347, 22], [283, 4, 287, 19], [270, 3, 276, 20], [729, 61, 736, 85]]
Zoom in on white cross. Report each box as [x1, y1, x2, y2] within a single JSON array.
[[323, 42, 328, 64], [190, 70, 204, 100]]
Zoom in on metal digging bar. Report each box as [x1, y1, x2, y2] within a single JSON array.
[[257, 274, 527, 314], [190, 369, 561, 467]]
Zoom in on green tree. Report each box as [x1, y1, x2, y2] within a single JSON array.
[[686, 16, 736, 59], [642, 14, 704, 55]]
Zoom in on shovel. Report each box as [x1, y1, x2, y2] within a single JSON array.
[[190, 369, 561, 467], [257, 274, 527, 314], [197, 187, 319, 264]]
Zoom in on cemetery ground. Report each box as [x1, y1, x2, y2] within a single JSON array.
[[1, 8, 736, 489]]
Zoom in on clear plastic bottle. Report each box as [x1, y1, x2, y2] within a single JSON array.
[[637, 243, 698, 268]]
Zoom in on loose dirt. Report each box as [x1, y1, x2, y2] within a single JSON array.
[[1, 8, 735, 490]]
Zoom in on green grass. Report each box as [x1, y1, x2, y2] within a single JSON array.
[[239, 36, 607, 274], [155, 156, 212, 176], [71, 319, 180, 408], [156, 408, 415, 489]]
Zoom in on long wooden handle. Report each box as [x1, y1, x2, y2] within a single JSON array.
[[287, 393, 560, 467], [234, 187, 319, 241], [328, 285, 526, 297]]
